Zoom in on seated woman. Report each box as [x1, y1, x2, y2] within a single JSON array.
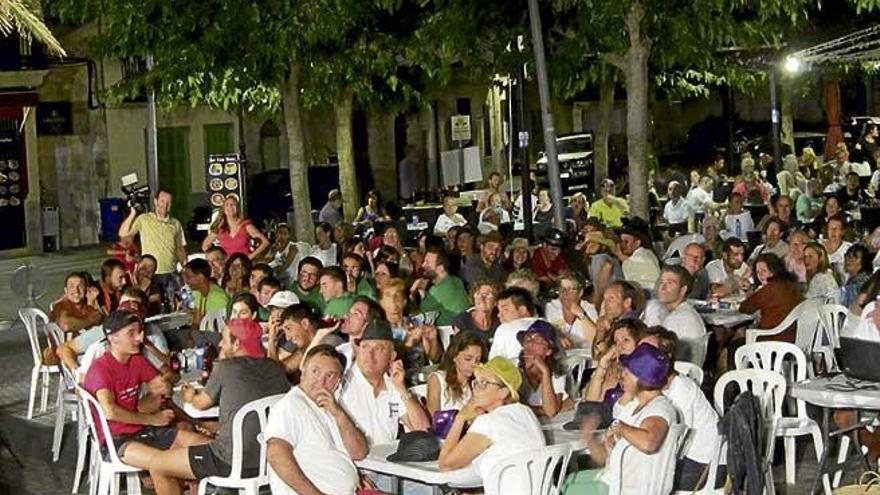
[[804, 242, 841, 301], [544, 274, 599, 349], [426, 332, 487, 415], [641, 327, 724, 491], [562, 343, 678, 495], [823, 214, 852, 278], [221, 253, 251, 297], [371, 259, 399, 291], [438, 357, 546, 492], [452, 280, 501, 347], [504, 238, 532, 272], [517, 320, 573, 418], [841, 244, 873, 310], [266, 303, 317, 380], [584, 318, 646, 403], [229, 292, 260, 321], [739, 253, 804, 342], [264, 224, 297, 286], [354, 189, 386, 226], [580, 231, 623, 305]]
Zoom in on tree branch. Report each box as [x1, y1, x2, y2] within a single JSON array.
[[600, 52, 626, 70]]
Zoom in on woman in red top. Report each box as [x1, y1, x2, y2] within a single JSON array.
[[739, 252, 804, 342], [201, 196, 269, 259]]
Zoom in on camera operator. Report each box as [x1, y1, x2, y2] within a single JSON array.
[[118, 189, 187, 306]]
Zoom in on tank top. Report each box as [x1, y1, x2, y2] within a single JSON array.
[[429, 370, 472, 411], [217, 219, 252, 256]]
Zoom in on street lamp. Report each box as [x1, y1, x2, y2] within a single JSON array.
[[783, 55, 803, 74]]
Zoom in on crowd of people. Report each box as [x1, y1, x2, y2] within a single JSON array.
[[47, 128, 880, 494]]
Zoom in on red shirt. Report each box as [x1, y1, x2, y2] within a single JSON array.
[[49, 299, 101, 327], [217, 219, 253, 257], [530, 247, 569, 278], [83, 352, 159, 443]]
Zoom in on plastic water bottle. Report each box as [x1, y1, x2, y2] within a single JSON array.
[[412, 214, 418, 226], [194, 347, 205, 371], [180, 285, 195, 310], [735, 218, 743, 239]]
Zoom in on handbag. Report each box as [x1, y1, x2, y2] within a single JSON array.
[[834, 471, 880, 494]]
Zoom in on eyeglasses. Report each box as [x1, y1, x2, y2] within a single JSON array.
[[522, 334, 550, 346], [473, 378, 506, 390]]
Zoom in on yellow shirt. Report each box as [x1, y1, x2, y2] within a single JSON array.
[[130, 213, 186, 274], [588, 199, 626, 228]]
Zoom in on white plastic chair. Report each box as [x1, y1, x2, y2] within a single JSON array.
[[409, 384, 428, 404], [437, 325, 455, 350], [674, 433, 726, 495], [76, 385, 143, 495], [560, 353, 589, 398], [673, 361, 704, 386], [606, 423, 689, 495], [199, 309, 227, 333], [19, 308, 60, 419], [813, 304, 848, 374], [714, 369, 787, 495], [745, 297, 824, 350], [734, 342, 824, 487], [197, 393, 285, 495], [483, 443, 572, 495], [679, 333, 711, 367], [663, 234, 705, 263]]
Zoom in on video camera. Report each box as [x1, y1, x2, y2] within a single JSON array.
[[121, 173, 151, 214]]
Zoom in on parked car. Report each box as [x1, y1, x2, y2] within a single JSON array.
[[534, 132, 594, 197]]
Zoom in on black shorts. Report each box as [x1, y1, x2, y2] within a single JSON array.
[[104, 426, 178, 461], [188, 444, 260, 479]]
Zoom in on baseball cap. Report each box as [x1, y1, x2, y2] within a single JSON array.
[[103, 310, 142, 337], [619, 343, 670, 389], [227, 318, 265, 358], [359, 318, 393, 342], [386, 431, 441, 462], [516, 319, 558, 350], [267, 290, 300, 309], [475, 357, 522, 401], [543, 228, 566, 247]]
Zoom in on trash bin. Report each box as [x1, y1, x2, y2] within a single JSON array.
[[99, 198, 127, 242]]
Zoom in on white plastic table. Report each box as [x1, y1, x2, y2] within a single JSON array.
[[355, 442, 482, 487], [791, 375, 880, 494], [171, 375, 219, 419]]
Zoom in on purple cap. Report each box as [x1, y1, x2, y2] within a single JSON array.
[[619, 343, 670, 389], [516, 319, 558, 349]]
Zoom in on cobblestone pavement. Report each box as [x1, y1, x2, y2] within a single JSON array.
[[0, 245, 869, 494]]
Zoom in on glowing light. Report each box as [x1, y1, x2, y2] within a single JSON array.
[[783, 56, 802, 74]]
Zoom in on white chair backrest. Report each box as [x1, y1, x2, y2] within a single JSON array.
[[673, 361, 705, 386], [713, 369, 786, 421], [815, 304, 848, 373], [19, 308, 50, 368], [437, 325, 455, 350], [793, 298, 826, 353], [560, 353, 589, 398], [664, 234, 705, 262], [76, 384, 126, 466], [679, 333, 711, 367], [409, 384, 428, 403], [227, 393, 285, 480], [648, 423, 690, 495], [200, 310, 227, 333], [484, 443, 572, 495], [735, 342, 807, 418]]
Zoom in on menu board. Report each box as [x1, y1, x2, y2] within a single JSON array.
[[205, 154, 243, 208]]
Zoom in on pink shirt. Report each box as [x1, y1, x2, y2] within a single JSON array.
[[83, 352, 159, 443], [217, 219, 252, 257]]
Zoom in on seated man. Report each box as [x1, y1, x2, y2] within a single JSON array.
[[267, 303, 318, 377], [183, 258, 228, 325], [489, 287, 540, 364], [97, 258, 129, 315], [643, 265, 707, 350], [722, 192, 755, 241], [147, 319, 290, 495], [681, 243, 711, 300], [410, 247, 470, 326], [266, 345, 368, 495], [618, 223, 661, 291], [51, 272, 103, 335], [289, 256, 325, 313], [255, 275, 282, 321], [338, 319, 431, 446], [319, 266, 355, 319], [204, 246, 226, 283], [82, 310, 208, 474], [707, 237, 750, 299]]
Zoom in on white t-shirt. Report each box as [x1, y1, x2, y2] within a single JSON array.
[[705, 259, 748, 285], [544, 299, 599, 349], [429, 370, 472, 411], [265, 387, 359, 495], [843, 302, 880, 342], [337, 364, 409, 447], [78, 323, 169, 379], [723, 211, 755, 240], [488, 317, 539, 365], [828, 241, 853, 278], [521, 374, 568, 407], [686, 188, 712, 213], [600, 395, 679, 493], [643, 300, 706, 342], [663, 198, 692, 225], [468, 403, 546, 491], [433, 213, 468, 235], [665, 375, 719, 464]]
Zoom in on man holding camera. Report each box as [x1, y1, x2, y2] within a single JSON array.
[[119, 189, 188, 304]]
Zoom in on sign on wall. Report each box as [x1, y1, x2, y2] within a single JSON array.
[[36, 102, 72, 135]]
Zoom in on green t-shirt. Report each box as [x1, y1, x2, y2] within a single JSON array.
[[193, 284, 229, 315], [290, 284, 325, 313], [421, 275, 470, 326], [355, 277, 377, 301], [324, 293, 355, 319]]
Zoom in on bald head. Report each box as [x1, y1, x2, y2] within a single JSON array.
[[681, 243, 705, 275]]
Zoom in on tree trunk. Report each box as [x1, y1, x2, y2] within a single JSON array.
[[281, 65, 315, 243], [781, 78, 794, 154], [335, 90, 358, 223], [594, 74, 615, 190]]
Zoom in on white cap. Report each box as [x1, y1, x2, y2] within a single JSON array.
[[267, 290, 300, 309]]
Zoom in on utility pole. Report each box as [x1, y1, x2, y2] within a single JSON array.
[[516, 59, 533, 242], [145, 54, 159, 194], [769, 68, 781, 186], [527, 0, 564, 230]]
